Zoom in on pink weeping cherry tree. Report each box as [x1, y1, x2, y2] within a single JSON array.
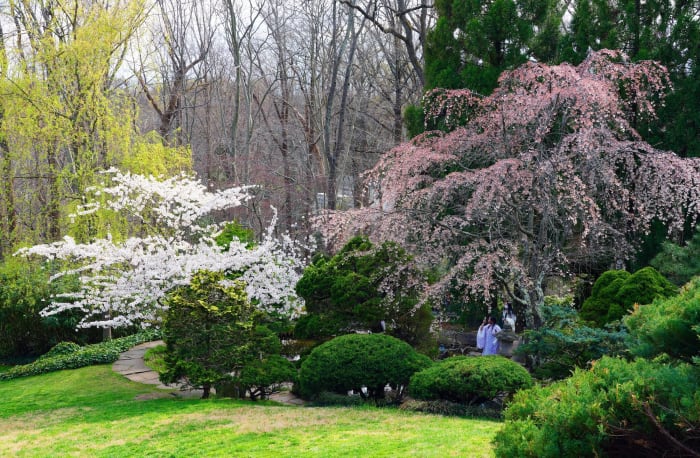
[[318, 50, 700, 329]]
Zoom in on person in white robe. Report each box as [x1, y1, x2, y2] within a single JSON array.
[[502, 303, 517, 331], [476, 316, 502, 355]]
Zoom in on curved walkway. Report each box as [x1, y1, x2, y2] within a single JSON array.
[[113, 340, 304, 405]]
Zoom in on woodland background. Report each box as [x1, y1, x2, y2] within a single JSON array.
[[0, 0, 697, 261]]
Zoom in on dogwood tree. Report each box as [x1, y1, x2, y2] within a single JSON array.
[[17, 169, 307, 330], [319, 50, 700, 329]]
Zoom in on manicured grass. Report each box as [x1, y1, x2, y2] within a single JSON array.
[[143, 344, 167, 373], [0, 364, 501, 457]]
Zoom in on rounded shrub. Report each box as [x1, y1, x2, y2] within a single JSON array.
[[298, 333, 432, 402], [494, 357, 700, 458], [39, 341, 81, 360], [409, 356, 533, 405], [581, 267, 676, 327]]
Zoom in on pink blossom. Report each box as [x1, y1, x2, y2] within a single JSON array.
[[316, 50, 699, 329]]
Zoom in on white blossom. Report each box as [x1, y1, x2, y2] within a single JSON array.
[[17, 170, 308, 329]]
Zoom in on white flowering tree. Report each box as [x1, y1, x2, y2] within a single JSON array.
[[17, 169, 307, 331]]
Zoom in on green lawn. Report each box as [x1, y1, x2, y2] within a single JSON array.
[[0, 365, 501, 457]]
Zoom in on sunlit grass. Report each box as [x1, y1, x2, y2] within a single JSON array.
[[0, 365, 501, 457], [142, 343, 167, 373]]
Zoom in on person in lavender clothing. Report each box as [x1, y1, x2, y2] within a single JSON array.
[[476, 316, 502, 355]]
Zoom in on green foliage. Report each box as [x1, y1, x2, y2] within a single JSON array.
[[293, 313, 344, 340], [298, 333, 432, 402], [306, 391, 366, 407], [494, 357, 700, 458], [38, 342, 81, 360], [120, 133, 192, 177], [409, 356, 533, 406], [215, 221, 256, 251], [400, 399, 502, 419], [295, 236, 433, 350], [651, 228, 700, 286], [580, 267, 676, 327], [656, 65, 700, 158], [161, 270, 269, 398], [425, 0, 550, 94], [0, 330, 159, 381], [234, 355, 298, 401], [616, 267, 677, 309], [403, 104, 426, 139], [625, 277, 700, 362], [0, 258, 84, 359], [399, 399, 470, 417], [517, 304, 628, 380], [579, 270, 631, 326]]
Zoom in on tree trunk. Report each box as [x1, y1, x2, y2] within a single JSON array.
[[0, 141, 14, 260], [47, 149, 62, 241]]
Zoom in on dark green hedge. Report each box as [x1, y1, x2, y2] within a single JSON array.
[[298, 333, 432, 402], [409, 356, 533, 405], [0, 330, 159, 381]]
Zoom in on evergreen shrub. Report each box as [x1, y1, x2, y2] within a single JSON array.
[[516, 304, 627, 380], [580, 267, 676, 326], [400, 398, 504, 418], [625, 276, 700, 362], [293, 314, 344, 340], [295, 236, 434, 351], [234, 355, 298, 401], [308, 391, 365, 407], [297, 333, 432, 402], [409, 356, 533, 405], [494, 357, 700, 457]]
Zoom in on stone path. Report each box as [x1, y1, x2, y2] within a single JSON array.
[[112, 340, 304, 405]]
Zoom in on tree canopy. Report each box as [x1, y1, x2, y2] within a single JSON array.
[[425, 0, 551, 94], [18, 169, 307, 330], [421, 0, 700, 158], [320, 50, 700, 329], [295, 236, 433, 349]]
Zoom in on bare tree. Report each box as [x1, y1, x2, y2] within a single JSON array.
[[338, 0, 434, 87], [134, 0, 215, 145], [219, 0, 269, 185]]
